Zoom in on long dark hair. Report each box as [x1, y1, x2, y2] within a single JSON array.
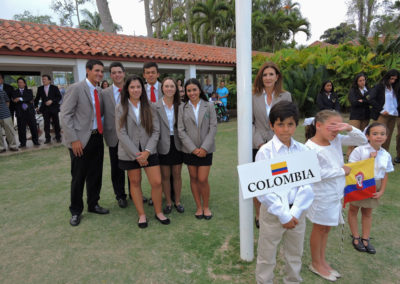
[[320, 80, 334, 94], [183, 78, 208, 103], [252, 61, 285, 96], [119, 75, 153, 135], [351, 73, 367, 90], [161, 77, 181, 127], [381, 69, 399, 90], [305, 110, 341, 140]]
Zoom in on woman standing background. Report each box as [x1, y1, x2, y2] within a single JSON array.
[[155, 78, 184, 214], [178, 78, 217, 220], [347, 73, 370, 157], [252, 62, 292, 228], [316, 80, 340, 112], [116, 75, 169, 228]]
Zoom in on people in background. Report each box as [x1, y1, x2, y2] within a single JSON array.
[[203, 77, 213, 99], [0, 88, 18, 152], [216, 80, 229, 108], [101, 80, 110, 89], [0, 73, 15, 122], [316, 80, 340, 112]]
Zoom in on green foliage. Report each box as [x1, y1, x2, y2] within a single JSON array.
[[320, 22, 358, 44], [252, 41, 400, 114], [13, 10, 56, 25]]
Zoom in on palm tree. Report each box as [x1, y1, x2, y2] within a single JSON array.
[[80, 9, 122, 32], [287, 12, 311, 47], [191, 0, 229, 45]]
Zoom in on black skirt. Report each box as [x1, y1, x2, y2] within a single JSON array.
[[159, 136, 183, 165], [119, 154, 160, 170], [183, 153, 213, 166]]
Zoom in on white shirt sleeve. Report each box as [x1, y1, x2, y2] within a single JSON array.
[[340, 126, 368, 146], [289, 184, 314, 220]]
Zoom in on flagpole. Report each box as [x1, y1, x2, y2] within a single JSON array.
[[236, 0, 254, 261]]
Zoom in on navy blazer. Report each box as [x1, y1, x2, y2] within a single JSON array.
[[316, 92, 340, 112], [34, 84, 62, 113], [12, 88, 35, 117], [348, 87, 370, 120]]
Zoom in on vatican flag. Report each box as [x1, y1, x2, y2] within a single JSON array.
[[343, 158, 376, 208]]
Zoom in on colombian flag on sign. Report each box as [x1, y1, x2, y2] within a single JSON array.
[[271, 161, 288, 176], [343, 158, 376, 208]]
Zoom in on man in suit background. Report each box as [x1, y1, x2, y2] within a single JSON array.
[[0, 73, 16, 122], [143, 62, 163, 103], [102, 62, 128, 208], [34, 75, 62, 143], [60, 59, 109, 227]]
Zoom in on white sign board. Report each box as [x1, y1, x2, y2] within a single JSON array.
[[237, 150, 321, 200]]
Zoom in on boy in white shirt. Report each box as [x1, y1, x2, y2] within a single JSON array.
[[255, 101, 314, 284]]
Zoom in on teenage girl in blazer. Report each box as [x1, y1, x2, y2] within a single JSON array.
[[347, 72, 370, 157], [369, 69, 400, 151], [252, 62, 292, 228], [116, 75, 170, 228], [316, 80, 340, 112], [154, 77, 184, 214], [178, 78, 217, 220]]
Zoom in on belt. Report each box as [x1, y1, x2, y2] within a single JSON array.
[[91, 129, 100, 135]]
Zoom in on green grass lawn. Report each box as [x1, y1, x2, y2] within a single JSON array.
[[0, 119, 399, 284]]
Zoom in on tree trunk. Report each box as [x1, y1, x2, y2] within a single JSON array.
[[96, 0, 116, 33], [144, 0, 153, 37], [153, 0, 162, 38], [364, 0, 376, 37], [185, 0, 193, 43], [357, 0, 364, 38], [75, 0, 81, 27]]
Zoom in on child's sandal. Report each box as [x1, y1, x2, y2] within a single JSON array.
[[352, 236, 366, 252], [361, 238, 376, 254]]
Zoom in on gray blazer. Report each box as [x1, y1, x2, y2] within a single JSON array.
[[177, 100, 217, 154], [102, 86, 119, 147], [60, 80, 103, 148], [154, 99, 182, 155], [252, 91, 292, 148], [115, 103, 160, 161]]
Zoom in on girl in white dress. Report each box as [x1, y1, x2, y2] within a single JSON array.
[[305, 110, 367, 281], [348, 122, 393, 254]]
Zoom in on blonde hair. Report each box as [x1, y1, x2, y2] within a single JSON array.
[[305, 110, 341, 140]]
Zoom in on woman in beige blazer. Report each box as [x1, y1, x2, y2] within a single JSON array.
[[155, 78, 184, 214], [252, 62, 292, 228], [178, 78, 217, 220], [116, 75, 170, 228]]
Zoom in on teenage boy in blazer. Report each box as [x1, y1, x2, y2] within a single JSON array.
[[34, 74, 62, 143], [102, 62, 128, 208], [60, 59, 109, 227]]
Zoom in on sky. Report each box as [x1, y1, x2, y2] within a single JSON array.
[[0, 0, 349, 46]]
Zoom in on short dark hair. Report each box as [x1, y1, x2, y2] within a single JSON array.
[[42, 74, 51, 81], [86, 59, 104, 70], [269, 101, 299, 126], [109, 61, 125, 73], [143, 62, 159, 73]]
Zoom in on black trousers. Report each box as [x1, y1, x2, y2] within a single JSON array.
[[16, 109, 38, 146], [69, 133, 104, 215], [43, 110, 61, 140], [109, 144, 127, 200]]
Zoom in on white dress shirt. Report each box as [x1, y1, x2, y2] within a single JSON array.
[[44, 85, 50, 96], [381, 87, 398, 116], [263, 90, 273, 118], [112, 84, 121, 104], [129, 100, 140, 125], [189, 100, 201, 126], [162, 99, 174, 135], [349, 143, 394, 179], [145, 81, 160, 103], [85, 78, 99, 130], [256, 135, 314, 224]]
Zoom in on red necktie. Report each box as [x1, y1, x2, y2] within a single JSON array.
[[94, 89, 103, 134], [118, 88, 122, 93], [150, 85, 156, 102]]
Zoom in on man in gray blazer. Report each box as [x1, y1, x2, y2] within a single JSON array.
[[60, 59, 109, 226], [102, 62, 128, 208]]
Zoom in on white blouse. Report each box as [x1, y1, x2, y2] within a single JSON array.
[[349, 144, 394, 179], [305, 127, 367, 201], [189, 100, 201, 126], [162, 99, 174, 135], [129, 101, 140, 125]]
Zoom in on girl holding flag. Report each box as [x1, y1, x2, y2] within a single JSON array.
[[348, 122, 393, 254], [304, 110, 367, 281]]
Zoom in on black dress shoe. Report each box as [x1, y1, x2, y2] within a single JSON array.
[[195, 213, 204, 219], [117, 198, 128, 208], [394, 157, 400, 163], [19, 144, 26, 148], [88, 205, 110, 214], [10, 147, 19, 152], [148, 198, 153, 206], [255, 217, 260, 229], [155, 214, 170, 225], [138, 218, 148, 229], [142, 196, 147, 203], [163, 205, 172, 214], [174, 203, 185, 213], [33, 142, 40, 146], [70, 214, 81, 226], [44, 139, 51, 144], [56, 138, 62, 143], [0, 149, 6, 153], [204, 214, 213, 220]]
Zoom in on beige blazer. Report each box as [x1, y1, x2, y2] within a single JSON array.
[[115, 103, 160, 161], [60, 80, 103, 148], [177, 100, 217, 154], [102, 86, 119, 147], [252, 91, 292, 149], [154, 99, 182, 155]]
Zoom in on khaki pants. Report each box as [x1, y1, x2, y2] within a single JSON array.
[[396, 118, 400, 158], [0, 117, 17, 150], [256, 205, 306, 284], [377, 115, 396, 151], [347, 119, 369, 158]]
